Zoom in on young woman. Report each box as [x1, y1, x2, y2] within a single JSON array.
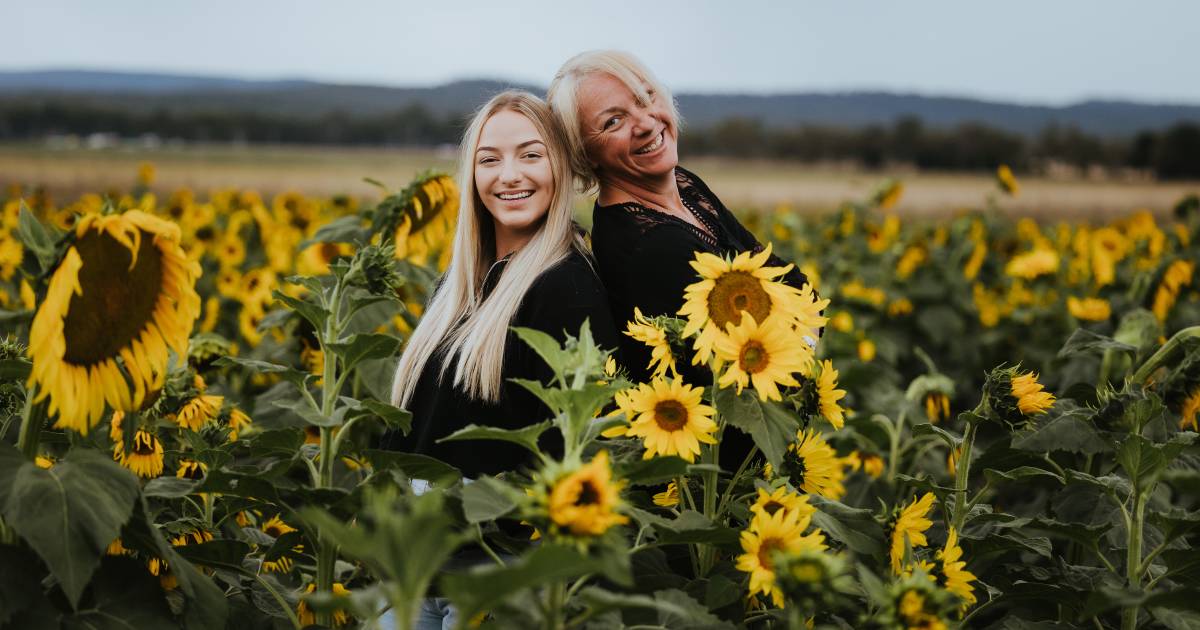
[[383, 90, 618, 478]]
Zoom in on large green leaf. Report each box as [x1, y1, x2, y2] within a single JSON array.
[[1118, 433, 1196, 494], [616, 456, 691, 487], [325, 332, 401, 372], [298, 214, 367, 248], [0, 545, 50, 626], [60, 556, 176, 630], [511, 327, 568, 382], [363, 449, 462, 485], [713, 386, 797, 468], [272, 290, 330, 332], [1057, 328, 1137, 359], [1012, 407, 1109, 455], [809, 496, 884, 556], [651, 510, 740, 546], [212, 356, 315, 391], [0, 358, 31, 381], [438, 421, 552, 455], [356, 399, 412, 434], [0, 445, 140, 609], [461, 476, 520, 523], [16, 202, 61, 272]]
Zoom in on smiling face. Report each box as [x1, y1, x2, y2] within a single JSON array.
[[576, 72, 679, 185], [474, 109, 555, 253]]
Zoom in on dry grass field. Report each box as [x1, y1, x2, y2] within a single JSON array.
[[3, 143, 1198, 220]]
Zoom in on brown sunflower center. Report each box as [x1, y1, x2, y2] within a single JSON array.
[[62, 229, 163, 366], [738, 340, 770, 374], [757, 537, 784, 571], [653, 400, 689, 432], [320, 242, 341, 263], [264, 524, 284, 537], [133, 431, 157, 455], [707, 271, 772, 329], [575, 480, 600, 506], [761, 500, 785, 516]]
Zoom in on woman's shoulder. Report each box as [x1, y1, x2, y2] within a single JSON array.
[[531, 247, 603, 292]]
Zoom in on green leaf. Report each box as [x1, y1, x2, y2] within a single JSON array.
[[1118, 434, 1169, 494], [616, 456, 691, 487], [461, 476, 519, 523], [1057, 328, 1137, 359], [912, 422, 961, 449], [1147, 508, 1200, 543], [173, 540, 253, 570], [0, 546, 50, 626], [654, 588, 736, 629], [1025, 517, 1113, 548], [213, 356, 315, 391], [298, 214, 367, 249], [272, 290, 329, 332], [1012, 408, 1110, 455], [714, 386, 797, 468], [652, 510, 740, 546], [61, 556, 177, 630], [438, 421, 551, 456], [0, 358, 31, 381], [142, 476, 200, 499], [809, 496, 884, 556], [0, 444, 140, 608], [363, 449, 462, 485], [983, 466, 1065, 485], [271, 394, 334, 427], [17, 202, 61, 272], [440, 544, 613, 621], [357, 399, 412, 433], [326, 332, 401, 372], [511, 327, 567, 381]]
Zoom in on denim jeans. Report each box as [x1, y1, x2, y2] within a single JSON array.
[[378, 598, 457, 630]]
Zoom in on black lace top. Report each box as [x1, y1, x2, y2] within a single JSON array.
[[591, 166, 816, 467]]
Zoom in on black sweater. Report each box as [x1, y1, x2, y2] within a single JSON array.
[[591, 166, 816, 467], [381, 248, 620, 478]]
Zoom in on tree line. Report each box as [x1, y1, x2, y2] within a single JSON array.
[[2, 101, 1198, 178]]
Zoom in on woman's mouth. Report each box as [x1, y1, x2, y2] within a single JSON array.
[[497, 190, 533, 200], [634, 131, 664, 155]]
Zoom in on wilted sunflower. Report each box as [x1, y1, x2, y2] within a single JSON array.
[[176, 459, 207, 480], [171, 394, 223, 432], [27, 211, 202, 435], [114, 428, 164, 478], [925, 392, 951, 424], [297, 582, 352, 627], [936, 527, 978, 612], [624, 307, 679, 379], [779, 428, 846, 500], [889, 493, 936, 574], [715, 315, 813, 402], [1151, 260, 1194, 323], [389, 174, 459, 268], [227, 407, 252, 441], [623, 378, 717, 463], [736, 506, 827, 608], [679, 244, 825, 366], [547, 451, 629, 537], [652, 481, 680, 508], [815, 359, 846, 429]]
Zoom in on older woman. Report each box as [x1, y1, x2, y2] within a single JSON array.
[[547, 50, 816, 385]]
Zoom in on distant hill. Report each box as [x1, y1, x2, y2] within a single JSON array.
[[3, 69, 1200, 136]]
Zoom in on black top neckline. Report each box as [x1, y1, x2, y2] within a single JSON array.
[[593, 166, 723, 250]]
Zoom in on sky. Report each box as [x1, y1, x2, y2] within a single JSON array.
[[7, 1, 1199, 105]]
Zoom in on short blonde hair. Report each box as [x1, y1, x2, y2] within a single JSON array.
[[547, 50, 680, 193]]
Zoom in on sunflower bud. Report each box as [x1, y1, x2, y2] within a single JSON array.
[[345, 243, 404, 296], [982, 365, 1055, 429], [773, 549, 852, 613], [1157, 337, 1200, 430]]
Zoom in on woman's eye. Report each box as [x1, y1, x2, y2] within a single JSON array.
[[478, 156, 497, 165], [522, 152, 542, 160], [603, 116, 620, 130]]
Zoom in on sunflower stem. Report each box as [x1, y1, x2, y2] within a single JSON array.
[[1122, 490, 1147, 630], [885, 409, 905, 485], [17, 393, 47, 460], [716, 445, 759, 519], [1132, 325, 1200, 384], [313, 273, 346, 627], [950, 421, 978, 534]]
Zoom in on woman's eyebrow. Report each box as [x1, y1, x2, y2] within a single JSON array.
[[476, 139, 545, 153]]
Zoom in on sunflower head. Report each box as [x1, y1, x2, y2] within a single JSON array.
[[935, 527, 978, 613], [983, 365, 1054, 428], [545, 451, 630, 538], [27, 211, 201, 435], [623, 378, 717, 462], [114, 428, 164, 479], [735, 506, 827, 608], [888, 493, 936, 574], [297, 582, 352, 627], [715, 315, 813, 402], [624, 307, 682, 379], [773, 549, 851, 614], [780, 429, 846, 500], [652, 481, 680, 508]]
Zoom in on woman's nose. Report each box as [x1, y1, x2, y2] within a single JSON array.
[[631, 108, 657, 136], [500, 158, 521, 184]]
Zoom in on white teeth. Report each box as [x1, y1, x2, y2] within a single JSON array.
[[498, 191, 532, 200], [636, 132, 664, 155]]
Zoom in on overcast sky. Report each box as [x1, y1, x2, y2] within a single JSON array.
[[7, 1, 1198, 105]]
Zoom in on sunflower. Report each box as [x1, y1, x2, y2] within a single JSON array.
[[260, 514, 303, 574], [679, 244, 826, 366], [963, 239, 987, 280], [896, 245, 926, 280], [861, 453, 885, 479], [653, 481, 680, 508], [1004, 247, 1059, 280], [298, 241, 354, 277], [857, 338, 877, 363], [547, 451, 629, 537], [735, 506, 827, 608], [171, 394, 223, 432], [227, 407, 252, 441], [1010, 372, 1055, 415], [1152, 260, 1194, 322], [1066, 296, 1111, 321], [715, 315, 813, 402], [176, 459, 207, 480], [27, 211, 202, 435], [297, 582, 352, 627], [890, 493, 936, 574], [35, 455, 54, 469], [815, 360, 846, 429], [749, 486, 814, 522], [779, 429, 846, 499], [996, 164, 1019, 196], [889, 297, 914, 317], [391, 174, 459, 269], [936, 528, 977, 612], [114, 428, 164, 478], [623, 378, 717, 462], [924, 392, 951, 424], [896, 588, 949, 630], [624, 307, 679, 379], [1178, 389, 1199, 432]]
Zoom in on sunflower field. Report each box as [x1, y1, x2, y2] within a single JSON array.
[[0, 164, 1198, 630]]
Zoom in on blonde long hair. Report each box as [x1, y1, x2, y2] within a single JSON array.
[[391, 90, 584, 406]]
